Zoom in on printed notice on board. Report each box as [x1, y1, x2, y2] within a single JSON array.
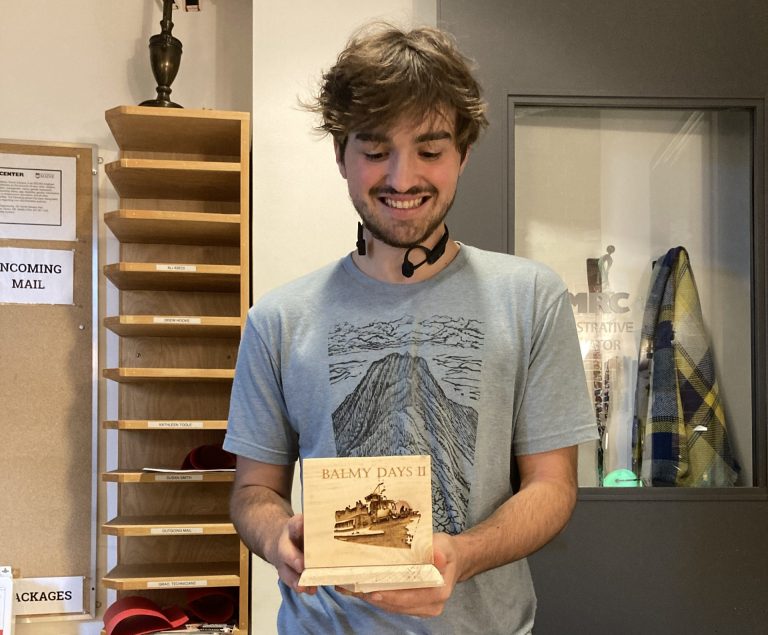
[[0, 153, 76, 241], [0, 566, 12, 635], [0, 247, 74, 305]]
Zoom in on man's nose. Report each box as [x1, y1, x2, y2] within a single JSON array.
[[386, 153, 419, 193]]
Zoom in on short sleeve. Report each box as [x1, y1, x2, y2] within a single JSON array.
[[513, 291, 598, 455], [223, 308, 299, 464]]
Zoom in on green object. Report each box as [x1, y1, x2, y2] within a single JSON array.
[[603, 468, 642, 487]]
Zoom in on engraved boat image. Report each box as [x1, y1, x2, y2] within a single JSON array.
[[333, 482, 420, 549]]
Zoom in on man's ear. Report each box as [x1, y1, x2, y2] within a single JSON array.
[[459, 145, 472, 175], [334, 139, 347, 179]]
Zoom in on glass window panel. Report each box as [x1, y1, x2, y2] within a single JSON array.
[[514, 106, 752, 488]]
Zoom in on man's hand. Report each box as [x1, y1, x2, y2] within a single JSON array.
[[337, 532, 460, 617], [266, 513, 317, 595], [336, 445, 578, 616], [230, 458, 316, 595]]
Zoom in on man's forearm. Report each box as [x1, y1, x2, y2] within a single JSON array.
[[230, 483, 294, 564], [453, 477, 575, 581]]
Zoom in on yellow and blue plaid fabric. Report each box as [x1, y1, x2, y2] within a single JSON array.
[[634, 246, 739, 486]]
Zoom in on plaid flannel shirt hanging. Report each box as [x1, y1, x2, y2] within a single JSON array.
[[633, 246, 739, 486]]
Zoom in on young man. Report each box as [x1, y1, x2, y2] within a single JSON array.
[[224, 23, 597, 634]]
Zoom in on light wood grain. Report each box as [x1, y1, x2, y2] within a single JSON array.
[[105, 159, 241, 201], [102, 514, 235, 536], [106, 105, 248, 155], [104, 315, 241, 338], [105, 209, 240, 245], [103, 368, 235, 382], [102, 561, 240, 591], [302, 456, 434, 569], [102, 470, 235, 484], [103, 419, 228, 430], [104, 263, 240, 292], [299, 563, 444, 593], [117, 381, 232, 421], [119, 481, 232, 518], [119, 336, 238, 370], [120, 289, 240, 317]]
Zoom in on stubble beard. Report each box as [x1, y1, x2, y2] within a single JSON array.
[[353, 190, 456, 249]]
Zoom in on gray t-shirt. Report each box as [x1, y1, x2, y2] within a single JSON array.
[[225, 245, 597, 634]]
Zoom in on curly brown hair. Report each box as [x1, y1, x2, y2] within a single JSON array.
[[306, 22, 488, 159]]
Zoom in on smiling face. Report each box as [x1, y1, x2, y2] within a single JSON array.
[[336, 112, 468, 249]]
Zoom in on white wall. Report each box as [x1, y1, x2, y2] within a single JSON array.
[[0, 1, 440, 632], [250, 2, 436, 631], [0, 2, 251, 634], [251, 0, 437, 297]]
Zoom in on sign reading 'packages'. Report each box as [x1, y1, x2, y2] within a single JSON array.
[[12, 575, 84, 616]]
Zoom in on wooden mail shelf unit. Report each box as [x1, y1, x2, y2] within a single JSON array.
[[103, 420, 229, 430], [102, 105, 250, 632], [103, 514, 236, 537], [103, 562, 241, 592], [103, 262, 240, 292], [104, 209, 240, 246], [102, 470, 236, 484], [102, 368, 235, 383], [105, 105, 245, 155], [105, 159, 241, 201], [104, 316, 241, 339]]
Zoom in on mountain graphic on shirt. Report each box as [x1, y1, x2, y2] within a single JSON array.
[[332, 351, 477, 534]]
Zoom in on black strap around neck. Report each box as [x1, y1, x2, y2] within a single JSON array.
[[401, 226, 449, 278]]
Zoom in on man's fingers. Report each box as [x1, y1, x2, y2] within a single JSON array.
[[433, 546, 448, 573], [287, 513, 304, 547]]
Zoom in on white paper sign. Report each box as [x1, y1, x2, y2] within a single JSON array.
[[0, 153, 77, 241], [12, 576, 83, 616], [0, 566, 12, 635], [0, 247, 74, 305]]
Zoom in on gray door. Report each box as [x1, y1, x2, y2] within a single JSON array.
[[439, 1, 768, 633]]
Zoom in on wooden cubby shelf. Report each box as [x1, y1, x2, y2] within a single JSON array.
[[104, 159, 241, 201], [102, 562, 240, 591], [103, 514, 236, 536], [102, 419, 228, 430], [104, 209, 241, 246], [106, 105, 245, 155], [102, 470, 235, 484], [104, 262, 240, 292], [104, 315, 241, 338], [102, 105, 250, 632], [103, 368, 235, 383]]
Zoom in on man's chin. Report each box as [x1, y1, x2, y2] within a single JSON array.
[[369, 229, 434, 250], [361, 217, 448, 250]]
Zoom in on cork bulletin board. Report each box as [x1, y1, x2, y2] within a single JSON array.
[[0, 140, 97, 614]]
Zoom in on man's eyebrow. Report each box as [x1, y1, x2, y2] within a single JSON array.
[[352, 130, 453, 144], [353, 132, 388, 143], [415, 131, 453, 143]]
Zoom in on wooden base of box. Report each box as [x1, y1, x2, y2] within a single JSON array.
[[298, 563, 444, 593]]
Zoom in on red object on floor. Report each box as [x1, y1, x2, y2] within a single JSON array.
[[186, 587, 238, 623], [103, 596, 188, 635]]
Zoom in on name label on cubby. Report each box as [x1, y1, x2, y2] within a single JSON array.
[[148, 580, 208, 589], [153, 474, 204, 482], [156, 264, 197, 272], [151, 527, 204, 535], [148, 420, 204, 429], [153, 316, 202, 325]]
